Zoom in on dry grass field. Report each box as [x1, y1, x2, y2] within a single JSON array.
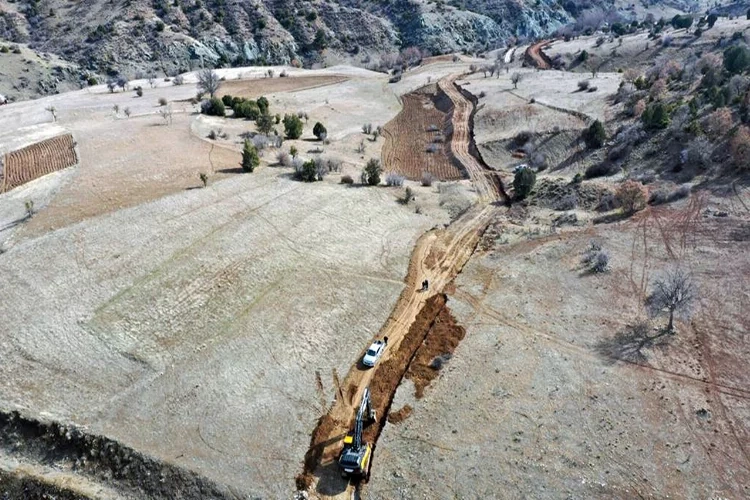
[[0, 36, 748, 499]]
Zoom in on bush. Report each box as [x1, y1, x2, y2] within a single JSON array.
[[222, 95, 234, 107], [705, 107, 733, 139], [400, 186, 414, 205], [362, 158, 382, 186], [234, 100, 260, 120], [276, 150, 291, 167], [421, 172, 435, 187], [172, 74, 184, 86], [385, 173, 405, 187], [649, 185, 690, 205], [241, 140, 260, 172], [513, 168, 536, 200], [512, 131, 532, 148], [591, 251, 610, 273], [578, 79, 590, 91], [670, 14, 693, 30], [257, 96, 269, 115], [313, 122, 327, 140], [362, 123, 373, 134], [724, 45, 750, 75], [641, 103, 670, 130], [158, 97, 167, 106], [616, 180, 648, 214], [585, 162, 620, 179], [294, 160, 318, 182], [201, 97, 226, 117], [283, 114, 303, 139], [256, 113, 274, 135], [583, 120, 606, 149], [135, 87, 143, 97], [730, 126, 750, 170], [341, 174, 354, 184]]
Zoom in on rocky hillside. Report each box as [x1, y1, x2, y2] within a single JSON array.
[[0, 0, 715, 99]]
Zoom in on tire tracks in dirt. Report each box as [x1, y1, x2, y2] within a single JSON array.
[[298, 74, 506, 498]]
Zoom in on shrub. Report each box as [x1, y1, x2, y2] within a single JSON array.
[[362, 158, 382, 186], [588, 86, 598, 92], [426, 143, 439, 153], [172, 74, 184, 85], [201, 97, 226, 117], [313, 122, 327, 140], [616, 180, 648, 214], [421, 172, 435, 187], [400, 186, 414, 205], [256, 113, 274, 134], [158, 97, 168, 106], [554, 193, 578, 211], [294, 160, 318, 182], [670, 14, 693, 30], [513, 168, 536, 200], [341, 174, 354, 184], [385, 173, 405, 187], [257, 96, 269, 115], [362, 123, 373, 134], [705, 107, 733, 139], [208, 130, 218, 140], [512, 130, 532, 148], [283, 114, 303, 139], [641, 103, 670, 130], [585, 162, 620, 179], [649, 185, 690, 205], [199, 172, 208, 188], [276, 150, 291, 167], [234, 100, 260, 120], [583, 120, 606, 149], [135, 87, 143, 97], [222, 95, 234, 107], [730, 126, 750, 170], [724, 45, 750, 75], [591, 251, 610, 273], [578, 79, 590, 91], [241, 140, 260, 172]]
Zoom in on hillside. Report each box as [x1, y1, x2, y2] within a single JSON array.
[[0, 0, 721, 101]]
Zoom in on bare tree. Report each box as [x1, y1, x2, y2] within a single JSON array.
[[45, 106, 57, 122], [511, 72, 521, 89], [198, 69, 221, 98], [646, 268, 695, 332], [159, 105, 173, 125], [24, 200, 34, 218], [147, 74, 156, 88], [106, 78, 117, 93], [116, 76, 129, 92], [124, 107, 132, 118]]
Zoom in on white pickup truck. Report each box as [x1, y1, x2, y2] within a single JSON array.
[[362, 338, 388, 368]]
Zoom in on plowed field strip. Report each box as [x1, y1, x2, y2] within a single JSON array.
[[1, 134, 77, 193], [381, 90, 464, 181]]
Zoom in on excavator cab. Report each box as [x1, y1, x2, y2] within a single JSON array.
[[338, 387, 376, 479]]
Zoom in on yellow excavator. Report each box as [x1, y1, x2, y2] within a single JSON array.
[[338, 387, 376, 479]]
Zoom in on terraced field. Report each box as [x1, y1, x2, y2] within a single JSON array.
[[381, 86, 465, 182], [1, 134, 77, 193]]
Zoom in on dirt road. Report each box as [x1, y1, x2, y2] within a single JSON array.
[[438, 75, 502, 202], [525, 40, 553, 70], [299, 75, 504, 498]]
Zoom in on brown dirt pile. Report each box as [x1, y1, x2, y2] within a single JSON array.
[[387, 405, 413, 424], [363, 294, 446, 444], [296, 414, 346, 490], [406, 304, 466, 398]]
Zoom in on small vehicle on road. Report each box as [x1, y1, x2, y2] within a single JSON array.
[[362, 338, 387, 367]]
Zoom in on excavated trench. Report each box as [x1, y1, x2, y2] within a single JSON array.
[[297, 74, 505, 498]]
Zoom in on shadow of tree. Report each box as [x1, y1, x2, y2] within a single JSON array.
[[595, 322, 673, 365]]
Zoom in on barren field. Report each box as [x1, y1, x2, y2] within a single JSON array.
[[368, 195, 750, 499], [1, 134, 77, 193], [381, 85, 463, 181], [219, 75, 349, 99]]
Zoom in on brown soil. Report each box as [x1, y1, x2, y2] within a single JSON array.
[[438, 76, 504, 202], [296, 414, 345, 491], [219, 75, 349, 99], [1, 134, 77, 193], [363, 294, 446, 445], [405, 303, 466, 398], [381, 85, 465, 181], [386, 405, 413, 425], [525, 40, 553, 70]]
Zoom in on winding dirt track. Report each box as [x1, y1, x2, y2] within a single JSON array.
[[525, 40, 553, 70], [437, 75, 501, 202], [301, 75, 504, 498]]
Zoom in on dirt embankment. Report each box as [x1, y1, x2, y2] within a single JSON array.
[[0, 410, 233, 500]]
